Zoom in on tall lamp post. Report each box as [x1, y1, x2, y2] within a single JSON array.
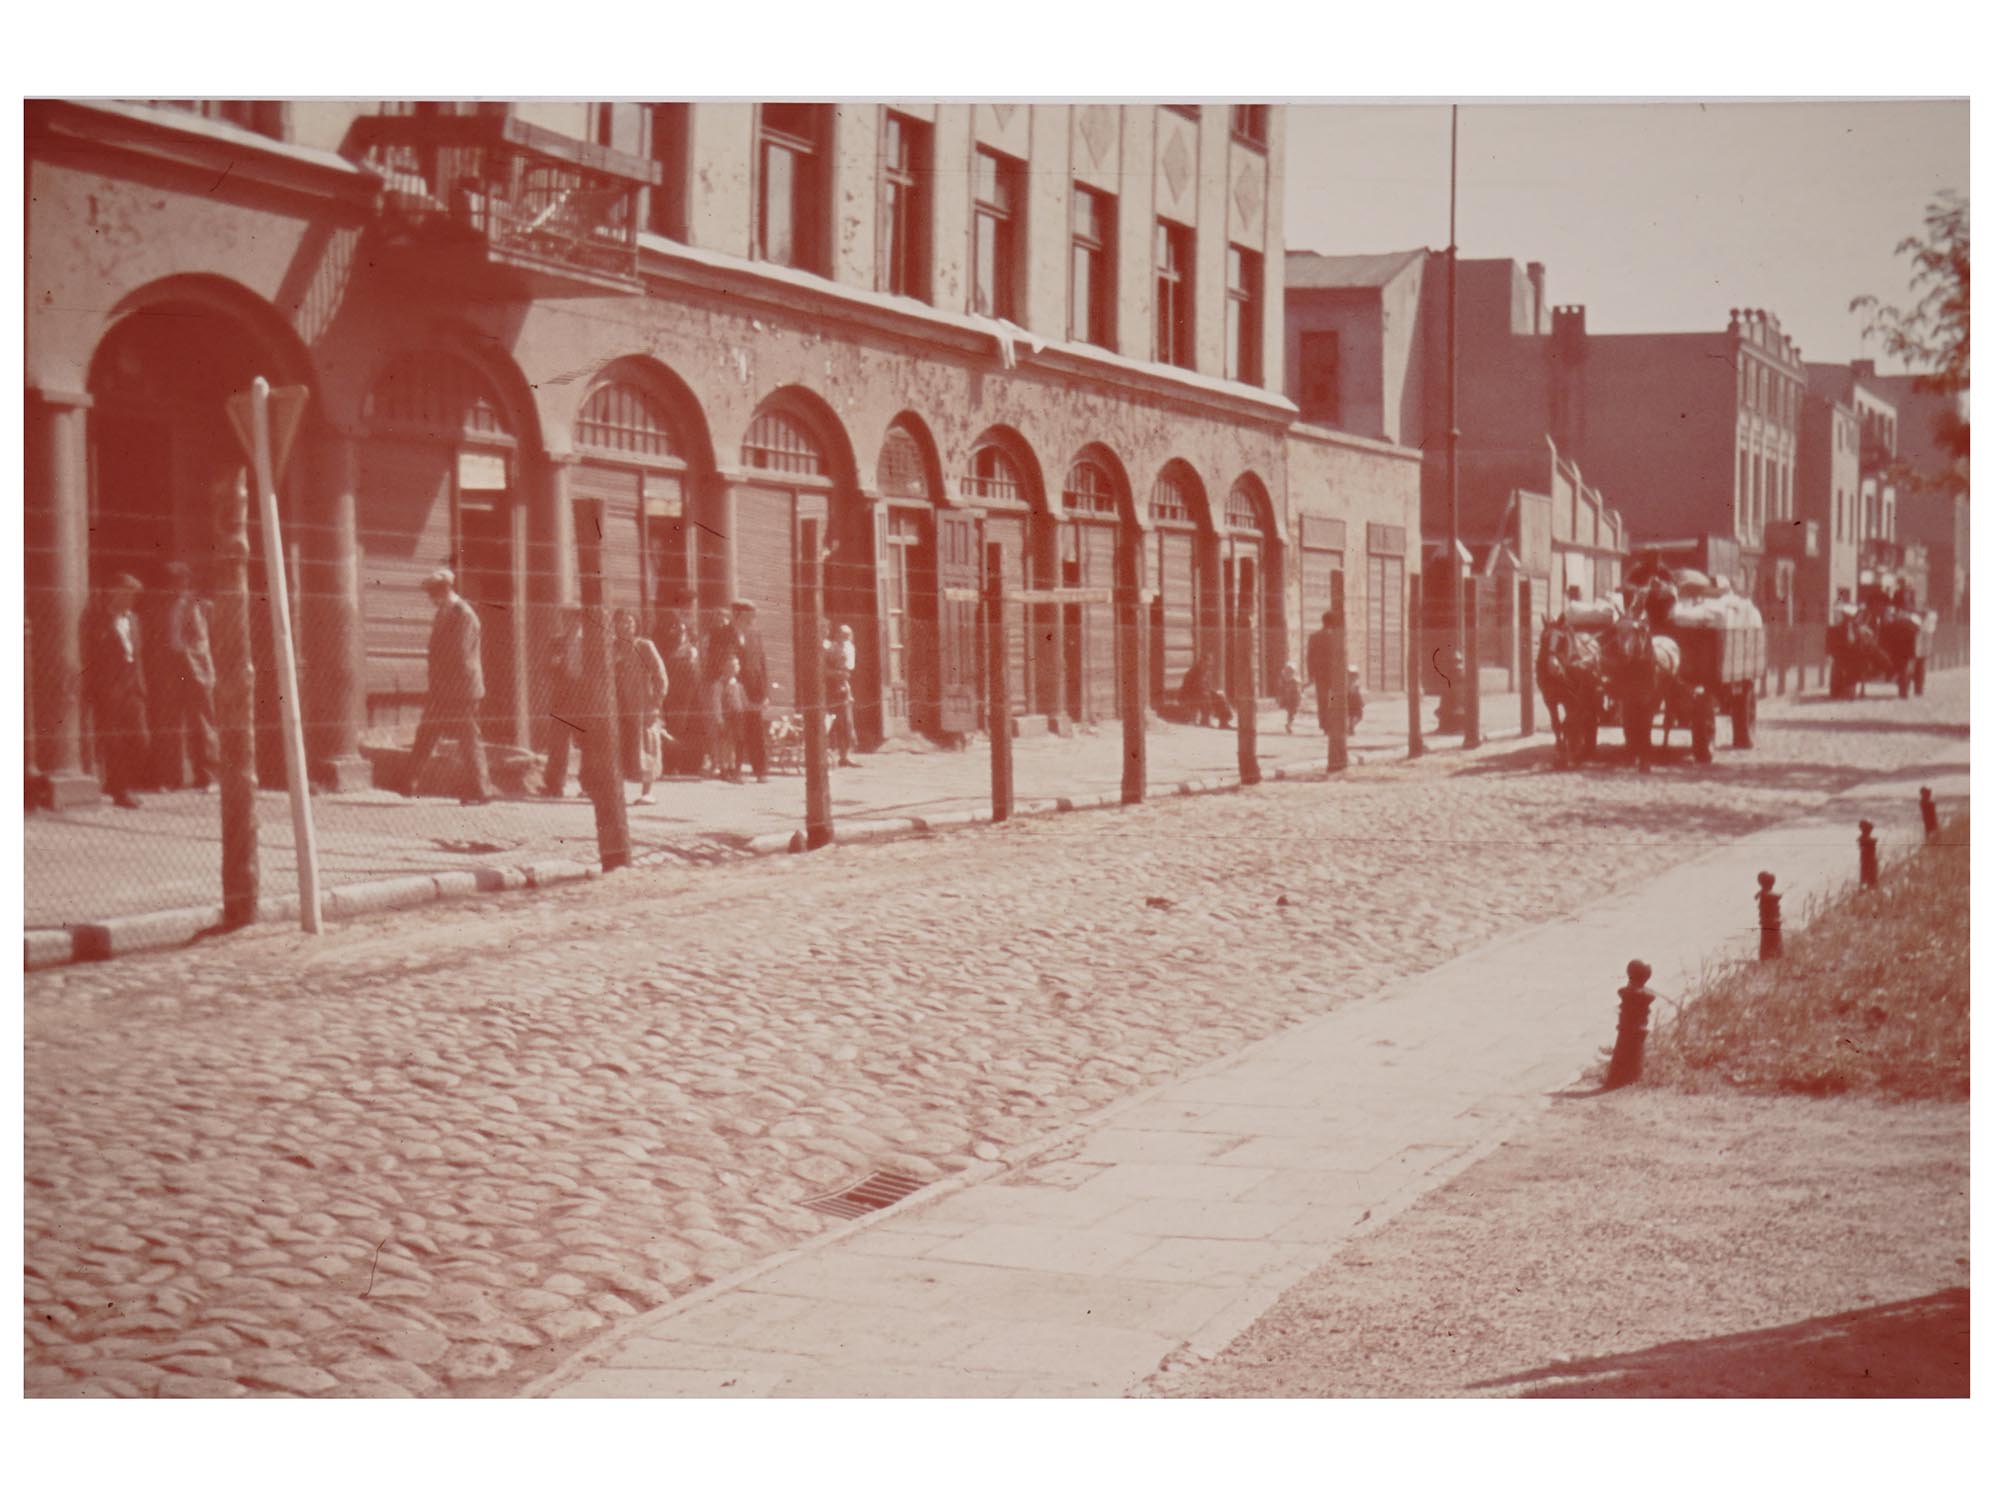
[[1448, 103, 1477, 748]]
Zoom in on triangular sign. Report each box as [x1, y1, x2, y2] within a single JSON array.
[[224, 384, 312, 479], [266, 385, 310, 478]]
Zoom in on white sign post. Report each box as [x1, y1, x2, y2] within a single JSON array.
[[226, 377, 322, 935]]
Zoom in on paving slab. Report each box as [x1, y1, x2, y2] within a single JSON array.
[[535, 762, 1966, 1399]]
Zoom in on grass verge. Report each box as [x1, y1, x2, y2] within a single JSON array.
[[1646, 811, 1969, 1099]]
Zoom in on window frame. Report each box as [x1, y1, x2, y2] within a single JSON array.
[[971, 147, 1025, 322], [1153, 219, 1195, 369], [1068, 184, 1116, 348], [1224, 244, 1263, 385], [1229, 105, 1269, 149], [878, 109, 932, 301], [755, 102, 832, 276]]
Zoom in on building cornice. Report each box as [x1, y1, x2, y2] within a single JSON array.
[[633, 232, 1298, 430], [28, 101, 378, 213]]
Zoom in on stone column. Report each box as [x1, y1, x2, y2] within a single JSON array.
[[27, 388, 100, 808], [308, 431, 372, 789]]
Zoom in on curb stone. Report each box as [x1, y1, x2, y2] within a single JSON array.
[[26, 727, 1550, 971]]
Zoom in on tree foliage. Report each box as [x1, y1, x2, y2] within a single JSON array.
[[1851, 192, 1969, 460]]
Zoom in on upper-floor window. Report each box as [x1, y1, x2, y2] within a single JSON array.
[[879, 111, 932, 300], [1069, 186, 1115, 348], [647, 104, 689, 241], [757, 103, 832, 275], [1225, 246, 1263, 384], [1299, 329, 1341, 424], [1154, 220, 1194, 369], [972, 148, 1025, 321], [1230, 105, 1269, 148]]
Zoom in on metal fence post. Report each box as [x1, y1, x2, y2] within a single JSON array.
[[214, 470, 259, 927], [797, 515, 832, 851], [985, 542, 1013, 823]]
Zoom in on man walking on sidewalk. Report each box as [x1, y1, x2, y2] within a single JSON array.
[[154, 561, 217, 790], [405, 569, 492, 805], [1305, 609, 1339, 733]]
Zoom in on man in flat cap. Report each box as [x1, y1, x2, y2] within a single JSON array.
[[155, 561, 217, 790], [708, 599, 772, 783], [84, 572, 150, 808], [404, 568, 492, 804]]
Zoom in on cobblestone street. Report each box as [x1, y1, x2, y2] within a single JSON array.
[[22, 672, 1970, 1397]]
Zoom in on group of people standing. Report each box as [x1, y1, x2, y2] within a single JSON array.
[[78, 563, 218, 809]]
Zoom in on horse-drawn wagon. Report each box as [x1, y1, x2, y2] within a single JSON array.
[[1537, 570, 1764, 768], [1826, 572, 1933, 699]]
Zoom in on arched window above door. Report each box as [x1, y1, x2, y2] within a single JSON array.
[[1064, 459, 1118, 517], [578, 380, 681, 460], [1152, 468, 1201, 527], [365, 349, 511, 440], [878, 424, 933, 501], [964, 443, 1026, 505], [742, 408, 827, 477], [1225, 480, 1266, 535]]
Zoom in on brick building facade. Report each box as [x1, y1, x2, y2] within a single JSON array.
[[27, 100, 1424, 807]]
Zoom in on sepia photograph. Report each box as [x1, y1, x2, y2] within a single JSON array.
[[11, 8, 1978, 1472]]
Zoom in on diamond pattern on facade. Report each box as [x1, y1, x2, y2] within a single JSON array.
[[1080, 105, 1115, 166], [1162, 129, 1192, 203], [1233, 163, 1265, 231]]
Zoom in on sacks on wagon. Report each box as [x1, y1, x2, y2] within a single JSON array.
[[1564, 597, 1624, 629]]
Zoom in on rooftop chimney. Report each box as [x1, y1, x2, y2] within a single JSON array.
[[1526, 262, 1546, 334]]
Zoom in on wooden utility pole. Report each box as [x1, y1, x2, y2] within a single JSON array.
[[1406, 572, 1425, 760], [1119, 541, 1146, 805], [797, 515, 832, 850], [1463, 572, 1483, 748], [213, 470, 259, 927], [1235, 560, 1260, 786], [1326, 569, 1348, 772], [573, 496, 630, 873], [984, 542, 1014, 822]]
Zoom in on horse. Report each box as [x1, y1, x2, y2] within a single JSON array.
[[1601, 615, 1683, 771], [1536, 617, 1604, 766]]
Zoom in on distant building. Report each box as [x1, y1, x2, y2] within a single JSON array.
[[1864, 369, 1967, 621], [1794, 376, 1862, 625]]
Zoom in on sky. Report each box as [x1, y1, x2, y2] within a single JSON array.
[[1284, 100, 1969, 373]]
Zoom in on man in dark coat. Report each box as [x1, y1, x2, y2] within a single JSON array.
[[405, 568, 492, 804], [85, 572, 150, 808], [719, 600, 771, 783], [539, 607, 586, 797], [154, 561, 217, 790], [1304, 609, 1339, 733]]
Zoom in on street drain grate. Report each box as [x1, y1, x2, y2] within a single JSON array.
[[802, 1169, 932, 1220]]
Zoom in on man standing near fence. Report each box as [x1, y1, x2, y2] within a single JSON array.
[[154, 561, 217, 791], [1305, 609, 1339, 733], [84, 572, 150, 809], [404, 568, 492, 806]]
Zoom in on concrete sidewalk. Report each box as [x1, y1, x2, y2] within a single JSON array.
[[532, 760, 1968, 1398], [25, 685, 1538, 963]]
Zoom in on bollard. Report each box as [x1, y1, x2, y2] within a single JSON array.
[[1857, 819, 1879, 888], [1605, 959, 1658, 1089], [1756, 871, 1783, 961], [1919, 787, 1939, 840]]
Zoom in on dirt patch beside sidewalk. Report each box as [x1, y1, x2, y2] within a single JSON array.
[[1143, 1091, 1969, 1398]]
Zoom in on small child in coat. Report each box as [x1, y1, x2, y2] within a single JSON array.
[[1276, 661, 1303, 733], [704, 652, 748, 782]]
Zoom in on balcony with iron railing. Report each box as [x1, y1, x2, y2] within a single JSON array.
[[347, 112, 660, 296]]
